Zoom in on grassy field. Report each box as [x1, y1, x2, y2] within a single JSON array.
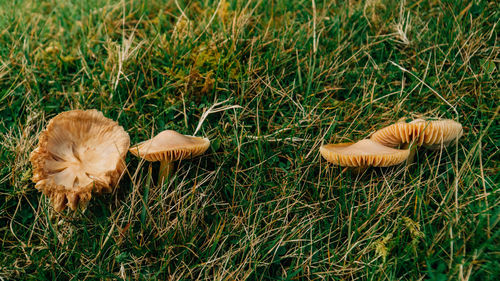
[[0, 0, 498, 279]]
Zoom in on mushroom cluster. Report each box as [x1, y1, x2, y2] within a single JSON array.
[[30, 110, 211, 212], [320, 119, 463, 169], [31, 109, 462, 211]]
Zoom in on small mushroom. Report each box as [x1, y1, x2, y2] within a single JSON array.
[[370, 119, 463, 149], [129, 130, 210, 183], [30, 110, 130, 212], [320, 139, 410, 167]]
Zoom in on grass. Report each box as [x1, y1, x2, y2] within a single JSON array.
[[0, 0, 498, 279]]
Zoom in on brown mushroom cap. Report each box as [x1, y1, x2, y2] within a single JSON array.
[[30, 110, 130, 211], [370, 119, 463, 148], [320, 139, 410, 167], [129, 130, 210, 162]]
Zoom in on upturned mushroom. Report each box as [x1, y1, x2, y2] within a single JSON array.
[[320, 139, 410, 167], [129, 130, 210, 183], [30, 110, 130, 211], [370, 119, 463, 149]]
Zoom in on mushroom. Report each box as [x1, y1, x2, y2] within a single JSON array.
[[370, 119, 463, 149], [129, 130, 210, 183], [320, 139, 410, 167], [30, 110, 130, 212]]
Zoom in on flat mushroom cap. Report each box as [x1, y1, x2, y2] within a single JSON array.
[[370, 119, 463, 148], [129, 130, 210, 162], [320, 139, 410, 167], [30, 110, 130, 211]]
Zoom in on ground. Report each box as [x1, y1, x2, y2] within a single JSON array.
[[0, 0, 498, 280]]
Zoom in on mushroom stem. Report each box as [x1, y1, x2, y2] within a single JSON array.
[[353, 166, 368, 175], [159, 160, 174, 184], [404, 142, 417, 165]]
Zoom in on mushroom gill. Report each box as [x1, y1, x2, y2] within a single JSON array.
[[320, 139, 410, 167], [30, 109, 130, 211], [370, 119, 463, 148]]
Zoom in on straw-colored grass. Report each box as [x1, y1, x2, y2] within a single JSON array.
[[0, 0, 498, 279]]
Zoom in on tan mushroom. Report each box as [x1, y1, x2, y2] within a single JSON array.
[[320, 139, 410, 167], [30, 110, 130, 212], [370, 119, 463, 149], [129, 130, 210, 183]]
